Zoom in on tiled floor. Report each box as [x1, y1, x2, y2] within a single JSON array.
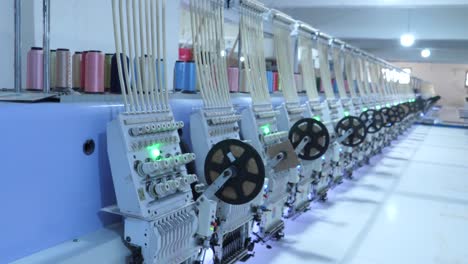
[[13, 125, 468, 264], [249, 125, 468, 264]]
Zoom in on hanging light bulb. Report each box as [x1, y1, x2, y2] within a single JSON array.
[[400, 33, 415, 47], [421, 49, 431, 58]]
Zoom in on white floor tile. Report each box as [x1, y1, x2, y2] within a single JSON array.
[[246, 125, 468, 264]]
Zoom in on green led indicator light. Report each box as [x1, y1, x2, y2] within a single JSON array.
[[147, 144, 162, 160], [261, 125, 271, 135], [344, 111, 350, 117], [376, 106, 381, 110], [386, 104, 390, 107], [363, 108, 368, 112], [313, 116, 321, 121]]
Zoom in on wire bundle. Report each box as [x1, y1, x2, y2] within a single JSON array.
[[189, 0, 231, 109], [297, 35, 319, 101], [112, 0, 170, 113], [239, 5, 271, 106], [317, 42, 335, 100], [331, 47, 349, 99], [272, 20, 300, 104]]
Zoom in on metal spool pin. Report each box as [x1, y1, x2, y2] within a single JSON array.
[[288, 118, 330, 161], [335, 116, 368, 147], [204, 139, 265, 205], [359, 109, 384, 134]]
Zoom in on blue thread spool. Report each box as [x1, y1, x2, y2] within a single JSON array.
[[174, 61, 187, 91], [266, 71, 274, 93], [183, 61, 197, 93]]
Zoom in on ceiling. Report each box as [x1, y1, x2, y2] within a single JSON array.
[[261, 0, 468, 64]]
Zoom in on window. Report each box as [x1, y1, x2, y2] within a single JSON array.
[[465, 71, 468, 87]]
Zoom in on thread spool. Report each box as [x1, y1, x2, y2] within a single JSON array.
[[239, 69, 248, 93], [184, 61, 197, 93], [178, 47, 193, 62], [295, 73, 303, 93], [319, 78, 325, 93], [344, 80, 350, 93], [266, 71, 274, 93], [26, 47, 44, 91], [174, 61, 187, 91], [227, 67, 239, 93], [110, 53, 129, 94], [72, 52, 82, 90], [105, 54, 113, 92], [81, 51, 89, 89], [55, 49, 71, 90], [273, 71, 279, 92], [332, 79, 338, 94], [84, 50, 105, 93], [155, 58, 165, 87], [50, 50, 57, 90]]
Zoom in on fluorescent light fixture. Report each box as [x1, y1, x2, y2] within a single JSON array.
[[421, 49, 431, 58], [400, 33, 415, 47]]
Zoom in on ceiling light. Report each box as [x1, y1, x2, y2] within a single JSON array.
[[400, 33, 415, 47], [421, 49, 431, 58]]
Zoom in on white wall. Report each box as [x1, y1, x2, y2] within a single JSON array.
[[395, 62, 468, 107], [1, 0, 180, 90]]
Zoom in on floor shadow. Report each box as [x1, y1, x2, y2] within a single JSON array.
[[334, 196, 380, 205], [385, 156, 410, 161], [251, 238, 337, 264]]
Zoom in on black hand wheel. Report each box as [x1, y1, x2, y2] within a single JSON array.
[[289, 118, 330, 161], [335, 116, 368, 147], [359, 109, 384, 134], [381, 107, 398, 127], [392, 105, 406, 123], [204, 139, 265, 205]]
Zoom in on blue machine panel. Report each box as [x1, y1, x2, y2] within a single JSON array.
[[0, 93, 306, 263]]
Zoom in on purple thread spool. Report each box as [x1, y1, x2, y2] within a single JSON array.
[[26, 47, 44, 91]]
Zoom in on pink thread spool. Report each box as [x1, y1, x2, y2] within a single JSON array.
[[344, 80, 350, 93], [228, 67, 239, 92], [26, 47, 44, 91], [179, 47, 193, 62], [84, 51, 105, 93], [81, 51, 89, 89], [273, 72, 279, 92]]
